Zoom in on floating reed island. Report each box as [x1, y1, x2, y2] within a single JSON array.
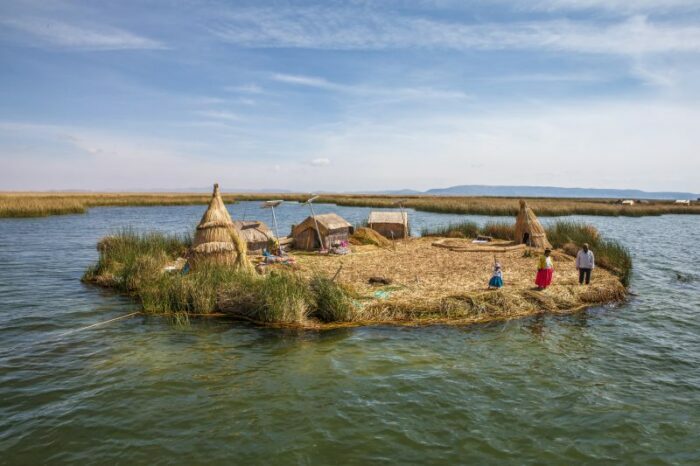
[[83, 185, 631, 329]]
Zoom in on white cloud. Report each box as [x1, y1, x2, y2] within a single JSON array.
[[224, 84, 265, 94], [272, 73, 470, 100], [195, 110, 241, 121], [210, 8, 700, 55], [309, 157, 331, 167], [2, 18, 165, 50]]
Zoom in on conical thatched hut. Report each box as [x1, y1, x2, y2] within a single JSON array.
[[514, 200, 551, 249], [191, 184, 248, 267]]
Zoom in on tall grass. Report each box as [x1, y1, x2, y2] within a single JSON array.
[[310, 276, 354, 322], [480, 221, 515, 240], [84, 230, 358, 323], [546, 221, 633, 287], [421, 221, 479, 238], [0, 197, 86, 217]]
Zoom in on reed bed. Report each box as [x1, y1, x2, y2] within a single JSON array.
[[3, 192, 699, 218], [421, 221, 479, 238]]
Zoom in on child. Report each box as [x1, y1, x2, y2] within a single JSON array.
[[535, 248, 554, 290], [488, 262, 504, 289]]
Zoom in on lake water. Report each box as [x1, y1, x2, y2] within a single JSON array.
[[1, 202, 699, 464]]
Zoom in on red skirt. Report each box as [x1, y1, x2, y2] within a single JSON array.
[[535, 268, 553, 288]]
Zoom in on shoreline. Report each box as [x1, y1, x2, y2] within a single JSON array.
[[3, 192, 699, 218]]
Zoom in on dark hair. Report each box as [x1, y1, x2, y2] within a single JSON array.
[[544, 248, 551, 255]]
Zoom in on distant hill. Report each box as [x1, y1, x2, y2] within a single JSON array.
[[423, 185, 698, 200]]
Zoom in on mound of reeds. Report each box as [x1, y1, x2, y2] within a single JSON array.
[[350, 227, 392, 247]]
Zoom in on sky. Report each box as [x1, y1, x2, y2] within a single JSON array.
[[1, 0, 700, 193]]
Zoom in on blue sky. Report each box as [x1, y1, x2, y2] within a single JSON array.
[[1, 0, 700, 192]]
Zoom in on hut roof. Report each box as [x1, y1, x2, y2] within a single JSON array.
[[195, 184, 233, 235], [232, 220, 273, 243], [368, 211, 408, 225], [299, 213, 352, 231]]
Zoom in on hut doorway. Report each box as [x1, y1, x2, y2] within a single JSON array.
[[522, 232, 530, 245]]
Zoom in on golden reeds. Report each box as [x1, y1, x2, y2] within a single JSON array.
[[3, 192, 699, 218]]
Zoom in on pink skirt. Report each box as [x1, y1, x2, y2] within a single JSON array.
[[535, 268, 553, 288]]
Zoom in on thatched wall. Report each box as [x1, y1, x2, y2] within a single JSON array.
[[368, 211, 408, 240], [292, 213, 352, 251]]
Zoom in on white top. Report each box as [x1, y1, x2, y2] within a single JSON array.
[[576, 250, 595, 269]]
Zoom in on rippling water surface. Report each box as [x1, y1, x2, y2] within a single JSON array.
[[1, 203, 699, 464]]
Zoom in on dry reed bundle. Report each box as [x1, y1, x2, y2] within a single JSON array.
[[349, 227, 392, 247]]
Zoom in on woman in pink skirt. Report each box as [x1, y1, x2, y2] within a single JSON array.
[[535, 248, 554, 290]]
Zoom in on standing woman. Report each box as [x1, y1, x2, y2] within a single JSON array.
[[535, 248, 554, 290]]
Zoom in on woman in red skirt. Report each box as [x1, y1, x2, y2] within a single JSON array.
[[535, 248, 554, 290]]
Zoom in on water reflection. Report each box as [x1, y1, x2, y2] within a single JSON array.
[[1, 207, 699, 464]]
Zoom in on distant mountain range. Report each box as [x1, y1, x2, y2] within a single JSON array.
[[130, 185, 697, 200], [415, 185, 699, 200]]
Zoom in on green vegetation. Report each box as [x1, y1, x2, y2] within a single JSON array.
[[480, 221, 515, 240], [0, 197, 86, 217], [545, 222, 633, 287], [421, 221, 479, 238], [84, 230, 357, 324], [310, 275, 355, 322]]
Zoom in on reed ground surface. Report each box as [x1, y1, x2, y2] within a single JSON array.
[[2, 192, 699, 218], [290, 238, 626, 326]]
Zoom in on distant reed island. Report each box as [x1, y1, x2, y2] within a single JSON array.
[[82, 185, 631, 329], [1, 190, 699, 218]]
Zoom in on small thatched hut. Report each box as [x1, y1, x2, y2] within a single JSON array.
[[191, 183, 248, 266], [368, 211, 409, 240], [233, 220, 273, 254], [514, 200, 551, 249], [292, 213, 353, 251]]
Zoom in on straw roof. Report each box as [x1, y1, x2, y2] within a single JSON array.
[[295, 213, 352, 232], [368, 211, 408, 225], [232, 220, 273, 244], [514, 200, 551, 249]]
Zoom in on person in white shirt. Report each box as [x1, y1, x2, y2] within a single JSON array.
[[575, 243, 595, 285]]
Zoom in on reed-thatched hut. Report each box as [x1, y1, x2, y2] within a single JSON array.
[[514, 200, 551, 249], [191, 183, 248, 266], [291, 213, 352, 251], [368, 211, 409, 240], [233, 220, 273, 254]]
